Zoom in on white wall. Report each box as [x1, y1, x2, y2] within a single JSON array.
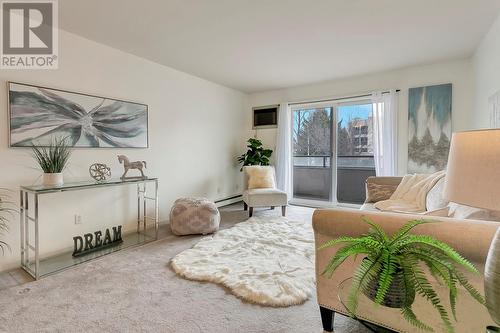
[[0, 30, 248, 271], [473, 13, 500, 128], [247, 59, 475, 175]]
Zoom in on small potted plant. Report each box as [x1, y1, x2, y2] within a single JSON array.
[[319, 218, 485, 333], [32, 137, 72, 186], [237, 138, 273, 171]]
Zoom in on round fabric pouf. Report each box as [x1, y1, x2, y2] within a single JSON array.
[[170, 198, 220, 236]]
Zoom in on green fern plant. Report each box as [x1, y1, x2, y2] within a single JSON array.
[[319, 218, 485, 333], [31, 137, 72, 173]]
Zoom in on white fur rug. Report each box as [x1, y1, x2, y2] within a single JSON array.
[[170, 216, 315, 307]]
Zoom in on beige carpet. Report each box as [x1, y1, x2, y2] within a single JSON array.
[[0, 204, 370, 333]]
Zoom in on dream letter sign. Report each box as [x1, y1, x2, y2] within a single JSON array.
[[72, 226, 123, 257]]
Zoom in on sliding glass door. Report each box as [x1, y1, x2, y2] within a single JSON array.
[[291, 100, 376, 205], [336, 102, 376, 204], [292, 106, 333, 201]]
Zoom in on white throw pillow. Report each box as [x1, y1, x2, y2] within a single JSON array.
[[246, 166, 275, 189], [447, 202, 491, 220], [426, 177, 449, 211]]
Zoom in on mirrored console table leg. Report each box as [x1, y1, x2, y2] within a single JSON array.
[[154, 180, 159, 238], [137, 184, 141, 232], [20, 191, 40, 279], [143, 182, 147, 231], [19, 190, 24, 271], [136, 180, 159, 238], [34, 193, 39, 280]]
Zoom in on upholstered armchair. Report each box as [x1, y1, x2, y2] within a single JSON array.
[[242, 166, 288, 217]]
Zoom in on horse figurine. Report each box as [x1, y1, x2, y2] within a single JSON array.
[[118, 155, 147, 179]]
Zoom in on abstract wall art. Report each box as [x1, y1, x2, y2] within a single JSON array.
[[8, 82, 148, 148], [408, 83, 452, 173]]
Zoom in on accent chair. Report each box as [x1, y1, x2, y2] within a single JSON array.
[[242, 166, 287, 217]]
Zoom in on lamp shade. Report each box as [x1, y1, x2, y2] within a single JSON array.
[[443, 129, 500, 211]]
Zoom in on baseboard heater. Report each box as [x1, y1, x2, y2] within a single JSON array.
[[214, 194, 242, 207]]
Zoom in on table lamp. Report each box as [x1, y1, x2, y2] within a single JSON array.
[[443, 129, 500, 326]]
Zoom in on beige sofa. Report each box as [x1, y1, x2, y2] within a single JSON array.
[[313, 208, 500, 332]]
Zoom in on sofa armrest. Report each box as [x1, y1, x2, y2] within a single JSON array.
[[313, 208, 500, 332], [313, 207, 499, 263], [365, 176, 402, 203], [366, 176, 403, 187]]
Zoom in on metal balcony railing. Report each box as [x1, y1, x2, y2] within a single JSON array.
[[292, 155, 376, 204]]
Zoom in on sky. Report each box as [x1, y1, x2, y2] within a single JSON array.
[[337, 103, 372, 128], [293, 103, 373, 132]]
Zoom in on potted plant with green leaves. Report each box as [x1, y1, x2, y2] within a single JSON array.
[[0, 190, 15, 255], [319, 218, 485, 333], [32, 137, 72, 186], [238, 138, 273, 171]]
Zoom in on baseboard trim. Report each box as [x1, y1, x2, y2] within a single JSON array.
[[214, 194, 242, 207]]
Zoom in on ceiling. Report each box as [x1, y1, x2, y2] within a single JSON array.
[[60, 0, 500, 93]]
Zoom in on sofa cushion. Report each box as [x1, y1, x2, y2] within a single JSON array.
[[365, 183, 398, 203], [245, 166, 275, 189], [424, 207, 450, 217], [425, 177, 449, 211]]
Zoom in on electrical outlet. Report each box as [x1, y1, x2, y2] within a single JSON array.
[[74, 215, 82, 225]]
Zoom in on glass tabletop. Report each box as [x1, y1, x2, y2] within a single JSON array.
[[21, 177, 157, 193]]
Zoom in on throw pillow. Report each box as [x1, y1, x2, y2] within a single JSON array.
[[366, 183, 398, 203], [447, 202, 491, 220], [246, 166, 275, 189], [426, 177, 449, 211]]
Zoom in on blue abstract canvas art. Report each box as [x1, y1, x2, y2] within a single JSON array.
[[408, 83, 452, 173], [8, 82, 148, 148]]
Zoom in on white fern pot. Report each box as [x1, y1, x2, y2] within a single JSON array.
[[43, 173, 63, 186]]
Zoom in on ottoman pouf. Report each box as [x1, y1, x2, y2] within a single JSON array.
[[170, 197, 220, 235]]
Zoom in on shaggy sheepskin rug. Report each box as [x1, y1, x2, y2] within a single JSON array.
[[170, 216, 315, 307]]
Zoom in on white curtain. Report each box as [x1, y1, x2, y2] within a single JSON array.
[[275, 103, 292, 199], [371, 90, 398, 176]]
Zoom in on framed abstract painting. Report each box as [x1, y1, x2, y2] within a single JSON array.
[[408, 83, 452, 173], [8, 82, 148, 148]]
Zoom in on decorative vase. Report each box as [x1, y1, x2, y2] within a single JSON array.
[[43, 173, 63, 186], [485, 227, 500, 326]]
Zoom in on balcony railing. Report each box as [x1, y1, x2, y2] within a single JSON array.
[[293, 155, 376, 204]]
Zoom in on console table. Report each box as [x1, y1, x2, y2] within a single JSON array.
[[20, 178, 159, 280]]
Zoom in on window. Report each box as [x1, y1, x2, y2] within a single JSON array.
[[290, 100, 375, 204]]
